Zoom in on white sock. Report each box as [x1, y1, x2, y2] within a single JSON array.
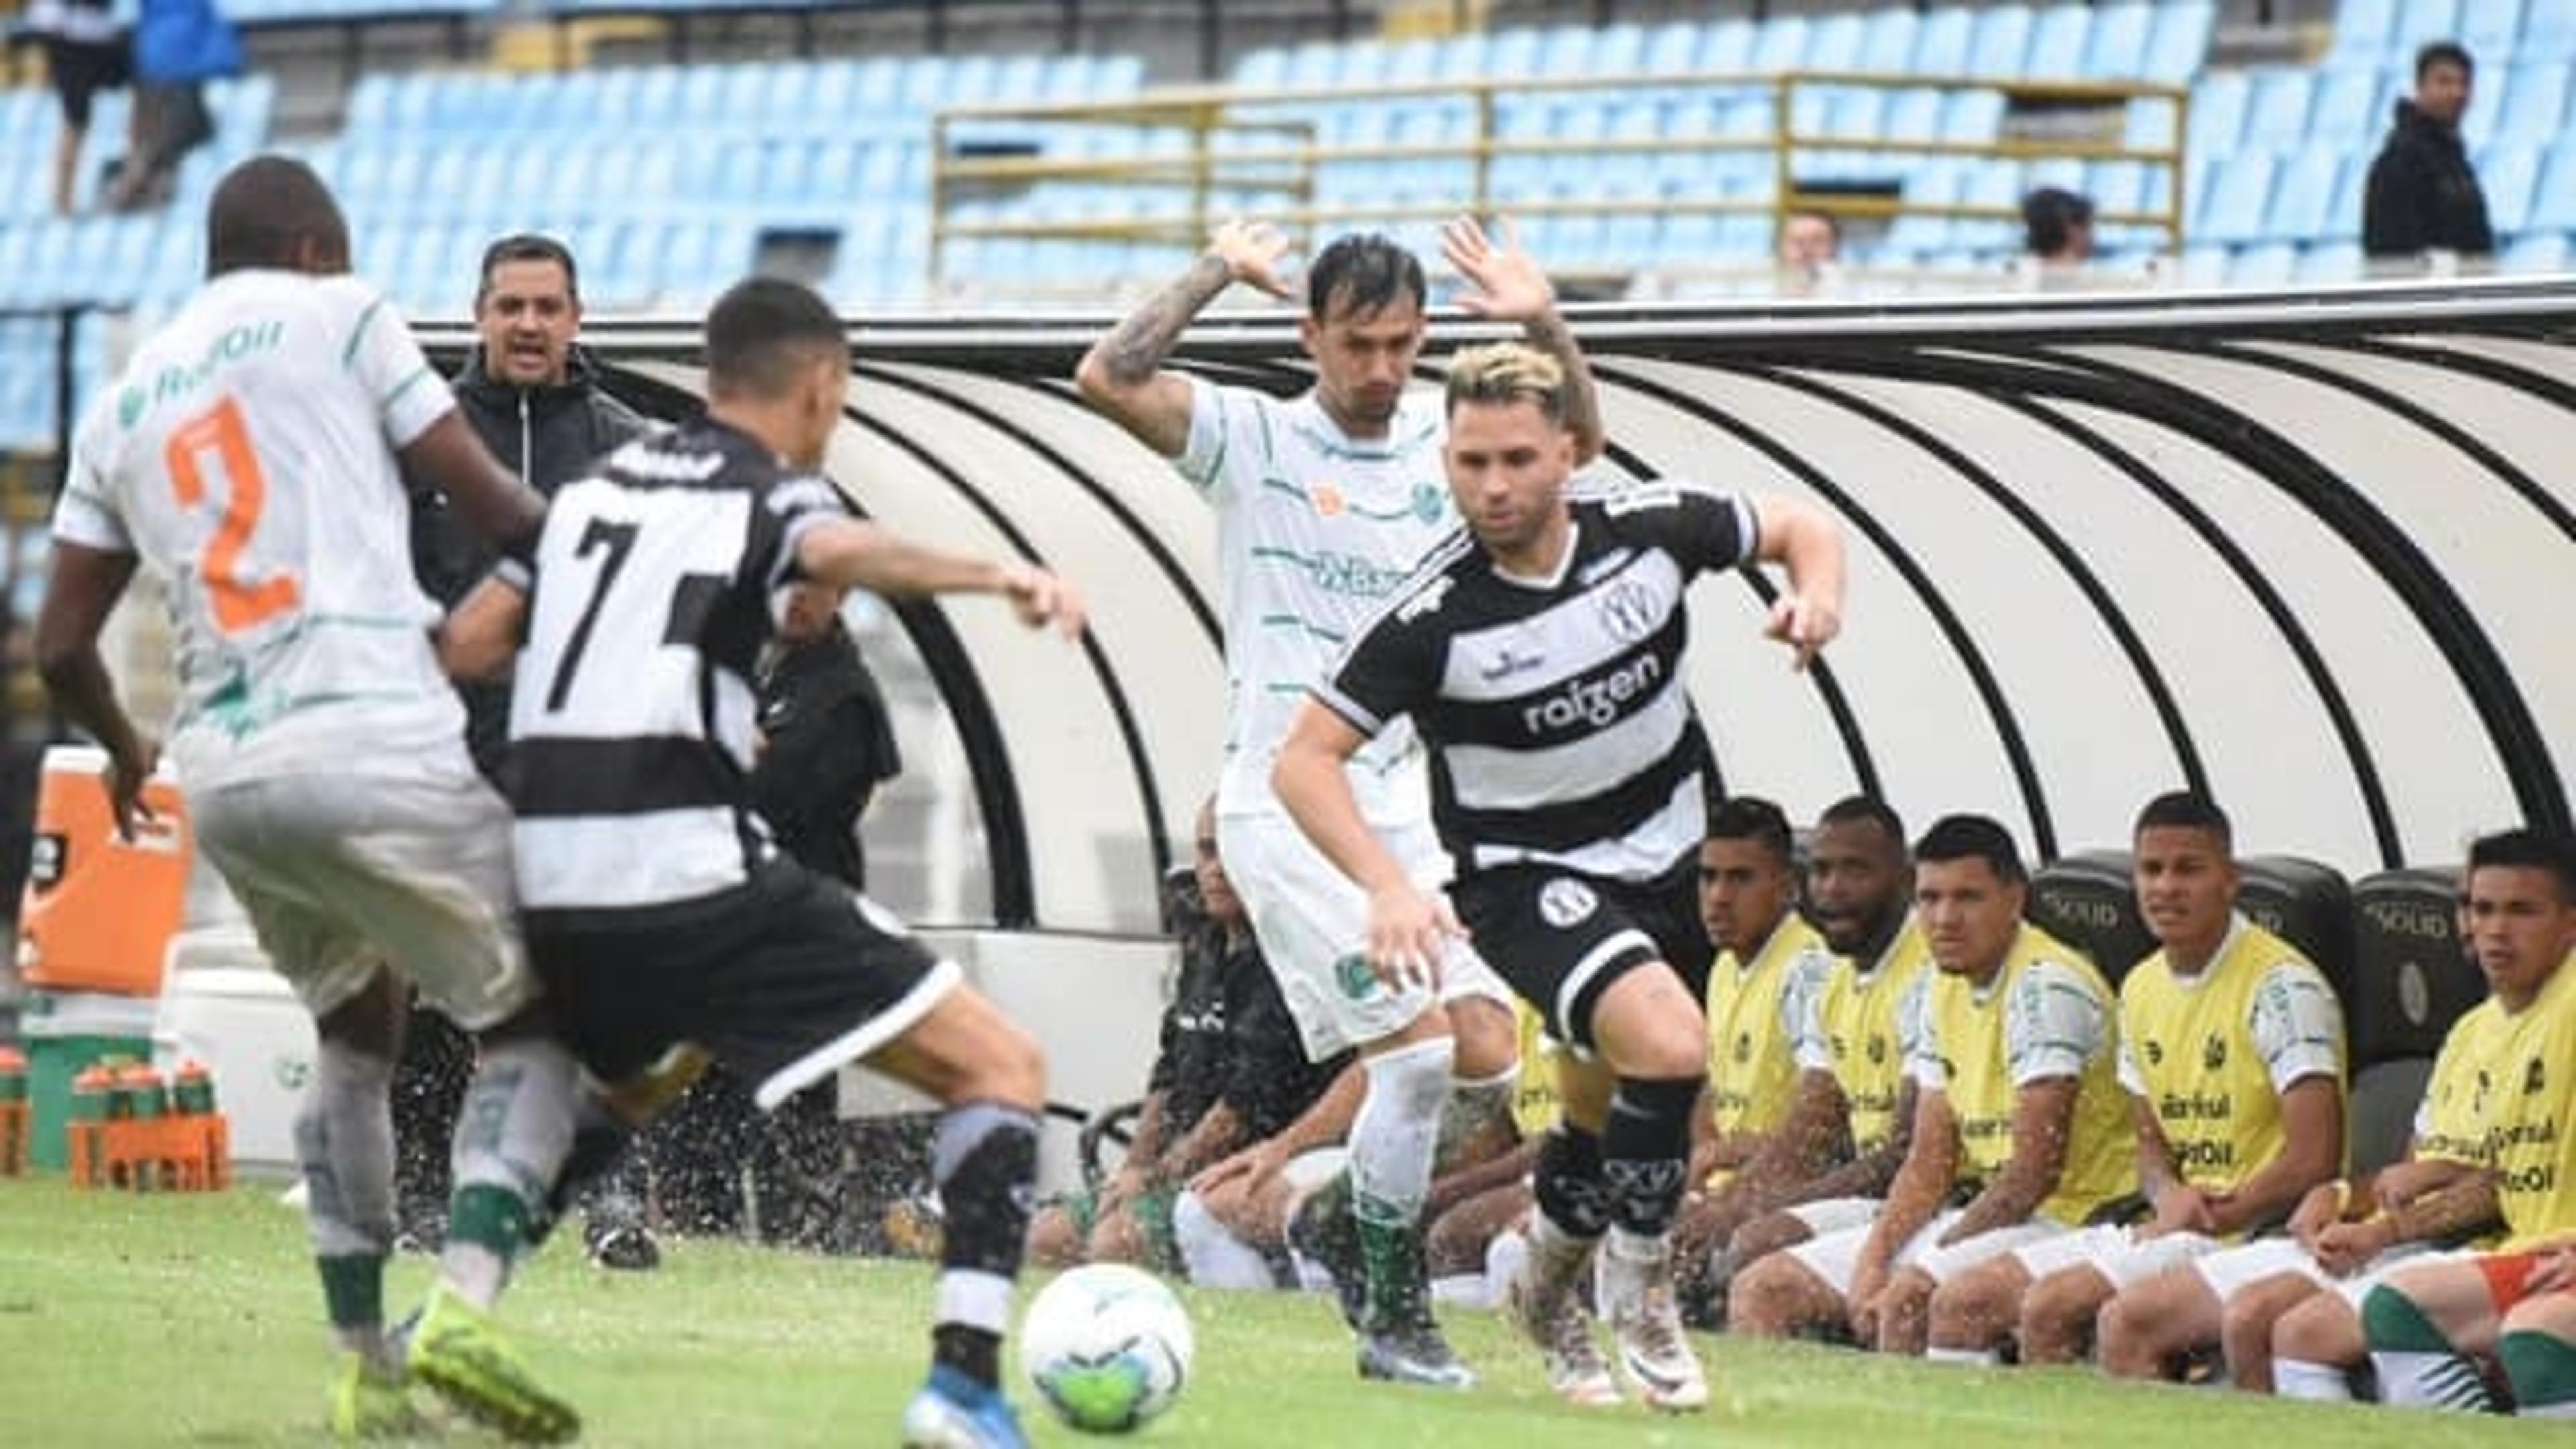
[[1430, 1273, 1493, 1310], [2273, 1356, 2355, 1401], [1350, 1037, 1454, 1229], [296, 1042, 398, 1261], [1925, 1346, 2000, 1368], [2375, 1350, 2497, 1411], [1172, 1191, 1277, 1291], [1485, 1227, 1530, 1301], [439, 1035, 580, 1309]]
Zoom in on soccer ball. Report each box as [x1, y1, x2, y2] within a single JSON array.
[[1020, 1263, 1194, 1432]]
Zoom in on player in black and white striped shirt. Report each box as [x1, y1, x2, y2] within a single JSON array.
[[443, 278, 1085, 1448], [1274, 342, 1845, 1411]]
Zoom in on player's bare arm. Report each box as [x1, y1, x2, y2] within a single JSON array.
[[1853, 1089, 1959, 1315], [1273, 698, 1460, 989], [1075, 219, 1295, 458], [2203, 1075, 2343, 1235], [1442, 215, 1605, 465], [1748, 493, 1847, 670], [439, 572, 529, 681], [400, 410, 546, 553], [2131, 1099, 2214, 1236], [33, 541, 153, 839], [795, 517, 1086, 639], [1945, 1076, 2079, 1243]]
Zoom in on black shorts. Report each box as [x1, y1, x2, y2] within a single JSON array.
[[1450, 855, 1711, 1052], [529, 860, 953, 1110], [44, 37, 129, 129]]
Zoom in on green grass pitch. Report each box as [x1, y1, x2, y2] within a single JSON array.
[[0, 1177, 2551, 1446]]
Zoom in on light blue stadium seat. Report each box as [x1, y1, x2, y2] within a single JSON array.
[[2125, 97, 2180, 154], [2084, 3, 2153, 81], [2496, 62, 2570, 143], [1856, 9, 1917, 74], [2328, 0, 2398, 66], [1884, 87, 1945, 144], [2465, 0, 2528, 58], [2199, 152, 2279, 244], [2479, 143, 2545, 234], [1969, 5, 2032, 78], [2186, 71, 2250, 159], [1805, 13, 1864, 72], [1752, 15, 1809, 73], [1913, 7, 1973, 76], [2306, 66, 2385, 146], [2530, 0, 2576, 56], [2296, 239, 2363, 284], [2328, 144, 2372, 237], [1591, 23, 1645, 76], [1698, 19, 1755, 74], [2264, 152, 2343, 240], [2229, 241, 2298, 287], [2024, 5, 2090, 80], [2143, 2, 2216, 85], [2388, 0, 2463, 63], [2174, 241, 2231, 287], [2502, 229, 2569, 273], [1484, 28, 1542, 80], [2088, 160, 2151, 216], [1640, 21, 1700, 78], [2243, 69, 2316, 150], [1942, 90, 2005, 142], [1886, 161, 1968, 252], [2532, 146, 2576, 233], [1957, 162, 2023, 250]]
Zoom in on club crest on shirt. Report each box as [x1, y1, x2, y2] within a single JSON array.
[[1412, 482, 1446, 523], [1538, 877, 1598, 928], [1597, 576, 1662, 643]]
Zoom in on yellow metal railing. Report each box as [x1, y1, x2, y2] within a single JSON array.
[[930, 70, 2188, 290]]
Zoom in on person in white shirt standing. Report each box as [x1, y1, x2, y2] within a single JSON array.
[[34, 155, 586, 1444], [1075, 216, 1601, 1388]]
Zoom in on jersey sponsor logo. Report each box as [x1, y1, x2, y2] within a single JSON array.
[[1596, 576, 1663, 643], [1477, 644, 1546, 684], [619, 445, 727, 484], [1309, 551, 1417, 600], [2159, 1089, 2235, 1122], [125, 319, 286, 428], [2202, 1034, 2229, 1071], [2174, 1138, 2237, 1171], [1521, 652, 1664, 737], [1538, 877, 1597, 928], [1311, 483, 1346, 517]]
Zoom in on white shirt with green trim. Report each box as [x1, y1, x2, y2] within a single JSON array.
[[52, 270, 471, 792], [1177, 377, 1454, 825]]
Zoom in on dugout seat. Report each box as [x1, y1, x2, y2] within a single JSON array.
[[2235, 855, 2355, 1008], [2027, 849, 2156, 986], [2347, 867, 2480, 1067]]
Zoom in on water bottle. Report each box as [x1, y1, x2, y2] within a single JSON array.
[[172, 1061, 215, 1117]]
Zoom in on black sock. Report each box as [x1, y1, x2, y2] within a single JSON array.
[[1533, 1124, 1611, 1238], [1601, 1076, 1699, 1237], [934, 1324, 1003, 1389]]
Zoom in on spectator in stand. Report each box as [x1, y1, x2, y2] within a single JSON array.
[[23, 0, 131, 213], [1776, 210, 1843, 298], [2019, 187, 2096, 288], [103, 0, 240, 211], [2363, 42, 2493, 270]]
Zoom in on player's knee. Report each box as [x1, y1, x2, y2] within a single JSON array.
[[1728, 1210, 1811, 1265], [1026, 1207, 1082, 1267], [2273, 1295, 2356, 1365], [2025, 1270, 2100, 1343], [1446, 996, 1517, 1081], [1729, 1254, 1807, 1335], [1089, 1210, 1147, 1266]]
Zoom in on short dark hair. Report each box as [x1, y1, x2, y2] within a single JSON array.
[[1708, 795, 1794, 866], [2133, 790, 2232, 848], [1818, 794, 1906, 848], [2416, 41, 2474, 82], [2466, 828, 2576, 905], [207, 155, 347, 278], [1913, 814, 2026, 885], [2021, 186, 2095, 257], [705, 277, 844, 400], [1305, 233, 1425, 323], [478, 233, 580, 304]]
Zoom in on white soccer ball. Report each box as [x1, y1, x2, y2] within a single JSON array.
[[1020, 1263, 1195, 1433]]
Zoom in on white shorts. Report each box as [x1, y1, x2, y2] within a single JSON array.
[[1786, 1208, 2069, 1297], [2010, 1224, 2222, 1291], [1786, 1196, 1883, 1238], [1219, 811, 1511, 1061], [191, 769, 534, 1032], [2189, 1236, 2448, 1305]]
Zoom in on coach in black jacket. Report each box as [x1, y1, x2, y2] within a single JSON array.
[[2363, 42, 2493, 264], [396, 233, 655, 1265]]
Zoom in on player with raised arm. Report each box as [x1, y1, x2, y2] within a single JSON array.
[[34, 155, 585, 1442], [443, 277, 1084, 1449], [1274, 342, 1845, 1409], [1073, 217, 1603, 1387]]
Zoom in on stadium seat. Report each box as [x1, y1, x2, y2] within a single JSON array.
[[2242, 69, 2316, 151], [2264, 151, 2342, 241], [1968, 5, 2032, 79], [2306, 66, 2387, 147], [2387, 0, 2464, 63], [2329, 0, 2399, 67], [1912, 7, 1974, 76], [1941, 89, 2006, 142], [2345, 867, 2478, 1067], [2186, 72, 2250, 161], [2198, 152, 2279, 244], [1752, 15, 1809, 73], [2465, 0, 2529, 60], [2084, 2, 2153, 81], [2023, 5, 2090, 80], [2238, 855, 2356, 1007], [2143, 2, 2217, 86], [2530, 0, 2576, 56], [1856, 9, 1917, 74], [1805, 13, 1864, 72], [2296, 239, 2363, 283], [1884, 87, 1945, 144], [2027, 850, 2156, 985], [1698, 18, 1755, 74], [2496, 62, 2571, 144], [2478, 143, 2545, 234]]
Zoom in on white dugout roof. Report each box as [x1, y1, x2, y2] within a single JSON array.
[[468, 280, 2576, 934]]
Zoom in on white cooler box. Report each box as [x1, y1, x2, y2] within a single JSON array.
[[152, 927, 314, 1175]]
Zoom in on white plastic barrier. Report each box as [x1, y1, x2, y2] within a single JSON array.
[[151, 928, 314, 1175]]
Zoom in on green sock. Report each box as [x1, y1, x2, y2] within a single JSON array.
[[317, 1252, 385, 1333], [2361, 1283, 2498, 1412], [2500, 1330, 2576, 1416], [1354, 1191, 1425, 1332]]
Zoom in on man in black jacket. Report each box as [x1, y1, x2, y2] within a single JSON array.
[[2363, 42, 2493, 266], [394, 234, 657, 1267]]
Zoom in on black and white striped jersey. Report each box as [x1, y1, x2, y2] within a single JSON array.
[[504, 419, 841, 926], [1313, 478, 1756, 884]]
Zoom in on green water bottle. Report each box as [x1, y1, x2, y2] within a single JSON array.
[[0, 1046, 25, 1104], [172, 1061, 215, 1117]]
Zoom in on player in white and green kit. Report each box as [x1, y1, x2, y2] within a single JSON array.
[[1075, 216, 1603, 1387]]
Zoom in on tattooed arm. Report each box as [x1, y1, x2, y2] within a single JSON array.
[[1075, 219, 1295, 458], [1443, 215, 1605, 466]]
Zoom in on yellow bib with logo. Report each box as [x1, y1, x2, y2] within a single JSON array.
[[1812, 920, 1931, 1156]]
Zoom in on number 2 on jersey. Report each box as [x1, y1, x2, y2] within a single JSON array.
[[546, 517, 640, 712], [165, 396, 299, 633]]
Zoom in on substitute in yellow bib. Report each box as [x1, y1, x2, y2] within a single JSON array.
[[1732, 814, 2131, 1354], [1696, 797, 1835, 1191], [1927, 792, 2347, 1371]]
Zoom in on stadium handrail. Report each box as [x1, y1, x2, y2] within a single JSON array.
[[928, 68, 2188, 292]]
